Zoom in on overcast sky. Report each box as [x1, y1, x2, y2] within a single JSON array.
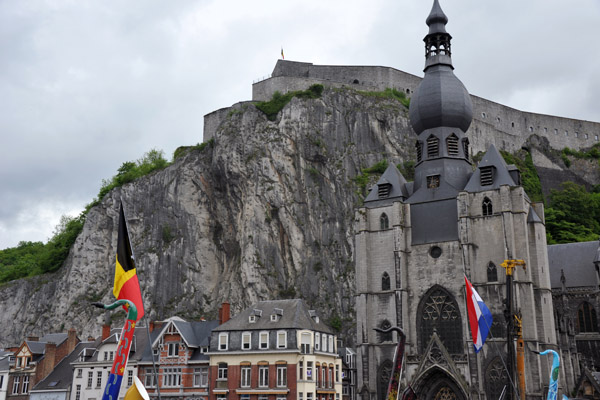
[[1, 0, 600, 249]]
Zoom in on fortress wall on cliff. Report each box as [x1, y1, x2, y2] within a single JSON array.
[[205, 60, 600, 153]]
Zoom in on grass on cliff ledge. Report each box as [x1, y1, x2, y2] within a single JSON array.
[[358, 88, 410, 108], [255, 84, 324, 121]]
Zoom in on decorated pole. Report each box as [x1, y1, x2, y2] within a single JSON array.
[[93, 299, 138, 400], [374, 326, 407, 400], [533, 349, 560, 400]]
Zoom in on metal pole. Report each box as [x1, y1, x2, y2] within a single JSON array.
[[506, 272, 515, 400], [146, 321, 161, 400]]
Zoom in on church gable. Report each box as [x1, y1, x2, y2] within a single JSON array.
[[364, 164, 409, 205], [464, 144, 518, 192]]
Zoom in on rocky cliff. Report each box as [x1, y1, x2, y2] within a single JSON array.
[[0, 86, 597, 347]]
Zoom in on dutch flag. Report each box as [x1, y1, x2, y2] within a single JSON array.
[[465, 275, 493, 353]]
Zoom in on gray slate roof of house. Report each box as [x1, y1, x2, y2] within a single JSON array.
[[213, 299, 333, 334], [26, 341, 48, 355], [40, 333, 68, 346], [548, 240, 600, 289], [464, 145, 516, 192], [0, 357, 9, 371], [31, 342, 93, 392]]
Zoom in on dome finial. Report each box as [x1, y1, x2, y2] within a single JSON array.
[[426, 0, 448, 35]]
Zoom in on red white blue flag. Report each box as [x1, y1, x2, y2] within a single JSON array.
[[465, 275, 493, 353]]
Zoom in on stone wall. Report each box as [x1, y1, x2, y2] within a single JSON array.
[[244, 60, 600, 154]]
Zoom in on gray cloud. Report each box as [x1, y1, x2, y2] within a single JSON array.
[[1, 0, 599, 248]]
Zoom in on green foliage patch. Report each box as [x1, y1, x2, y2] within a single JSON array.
[[173, 138, 215, 160], [353, 160, 389, 197], [500, 150, 543, 203], [255, 84, 324, 121], [358, 88, 410, 108]]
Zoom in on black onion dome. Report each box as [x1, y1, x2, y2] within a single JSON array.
[[409, 66, 473, 135]]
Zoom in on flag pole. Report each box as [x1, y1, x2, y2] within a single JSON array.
[[121, 201, 161, 400]]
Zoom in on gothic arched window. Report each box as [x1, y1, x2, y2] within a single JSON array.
[[377, 360, 393, 400], [427, 135, 440, 158], [417, 286, 463, 354], [482, 197, 493, 216], [485, 357, 509, 400], [378, 320, 392, 343], [487, 262, 498, 282], [382, 272, 391, 291], [577, 302, 598, 333], [380, 213, 389, 230], [446, 134, 459, 156]]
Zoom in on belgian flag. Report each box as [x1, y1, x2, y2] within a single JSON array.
[[113, 203, 145, 321]]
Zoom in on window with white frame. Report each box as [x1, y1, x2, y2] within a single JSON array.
[[301, 332, 311, 354], [77, 369, 82, 378], [328, 367, 333, 388], [87, 371, 93, 388], [127, 370, 133, 386], [242, 332, 251, 350], [109, 351, 114, 361], [217, 363, 228, 380], [259, 331, 269, 349], [0, 375, 3, 389], [315, 333, 320, 351], [307, 393, 313, 400], [163, 368, 181, 387], [321, 334, 326, 352], [307, 362, 313, 380], [241, 366, 251, 388], [193, 367, 208, 387], [144, 369, 157, 388], [329, 336, 334, 353], [259, 366, 269, 387], [167, 342, 179, 357], [277, 365, 287, 387], [218, 333, 228, 351], [336, 365, 340, 382], [299, 361, 304, 380], [12, 376, 20, 394], [277, 331, 287, 349], [22, 376, 29, 393], [96, 371, 102, 388], [75, 385, 81, 400], [258, 396, 268, 400], [103, 351, 108, 361], [217, 395, 227, 400]]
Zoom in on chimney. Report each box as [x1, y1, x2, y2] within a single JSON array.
[[149, 321, 155, 332], [27, 336, 39, 342], [44, 343, 57, 378], [102, 310, 111, 340], [67, 328, 79, 353], [219, 302, 231, 325]]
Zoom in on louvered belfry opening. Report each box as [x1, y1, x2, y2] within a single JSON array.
[[463, 139, 469, 161], [378, 183, 391, 198], [416, 141, 423, 162], [480, 166, 494, 186], [427, 135, 439, 158], [446, 134, 459, 156]]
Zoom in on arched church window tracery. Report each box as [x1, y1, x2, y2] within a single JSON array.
[[378, 320, 392, 343], [485, 357, 509, 400], [382, 272, 391, 291], [482, 197, 493, 216], [487, 262, 498, 282], [380, 213, 389, 230], [418, 286, 463, 354], [577, 301, 599, 333]]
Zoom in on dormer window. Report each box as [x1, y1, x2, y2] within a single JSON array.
[[378, 183, 391, 198], [249, 315, 256, 323], [446, 134, 459, 156], [271, 314, 278, 322], [480, 166, 494, 186], [427, 135, 439, 158]]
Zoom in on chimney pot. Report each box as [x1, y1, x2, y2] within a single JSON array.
[[220, 302, 231, 324]]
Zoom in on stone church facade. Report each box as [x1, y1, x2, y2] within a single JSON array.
[[354, 1, 557, 399]]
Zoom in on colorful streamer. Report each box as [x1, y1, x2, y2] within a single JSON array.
[[538, 349, 560, 400]]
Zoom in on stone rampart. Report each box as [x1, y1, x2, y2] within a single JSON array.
[[205, 60, 600, 153]]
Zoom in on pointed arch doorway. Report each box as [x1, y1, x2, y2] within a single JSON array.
[[414, 368, 467, 400]]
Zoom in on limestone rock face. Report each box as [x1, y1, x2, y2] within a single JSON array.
[[0, 87, 415, 346]]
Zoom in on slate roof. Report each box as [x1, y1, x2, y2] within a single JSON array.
[[464, 144, 516, 192], [548, 240, 600, 289], [0, 356, 9, 371], [40, 333, 68, 346], [213, 299, 333, 334], [364, 165, 409, 206], [26, 341, 47, 355], [31, 342, 93, 392], [151, 317, 219, 349]]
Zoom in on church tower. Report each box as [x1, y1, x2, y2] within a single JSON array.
[[354, 1, 558, 399]]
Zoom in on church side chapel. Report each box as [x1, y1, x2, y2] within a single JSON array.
[[354, 1, 557, 399]]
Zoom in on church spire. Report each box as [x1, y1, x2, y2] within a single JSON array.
[[424, 0, 452, 69]]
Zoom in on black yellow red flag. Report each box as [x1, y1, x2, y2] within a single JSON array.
[[113, 203, 145, 321]]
